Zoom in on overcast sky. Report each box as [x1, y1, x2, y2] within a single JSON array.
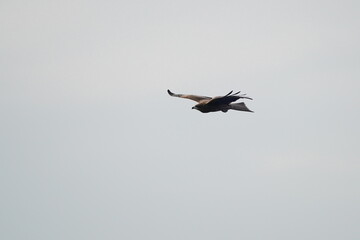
[[1, 0, 360, 239]]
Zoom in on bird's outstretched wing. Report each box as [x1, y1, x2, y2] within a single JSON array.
[[207, 91, 253, 106], [167, 89, 211, 103]]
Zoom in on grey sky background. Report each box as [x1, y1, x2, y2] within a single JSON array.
[[1, 0, 360, 239]]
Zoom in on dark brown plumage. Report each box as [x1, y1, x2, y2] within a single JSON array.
[[167, 89, 253, 113]]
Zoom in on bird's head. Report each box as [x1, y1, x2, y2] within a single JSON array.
[[192, 104, 204, 112]]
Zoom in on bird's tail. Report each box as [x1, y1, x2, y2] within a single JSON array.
[[229, 102, 253, 112]]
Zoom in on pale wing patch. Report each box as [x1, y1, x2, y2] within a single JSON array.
[[167, 89, 211, 103]]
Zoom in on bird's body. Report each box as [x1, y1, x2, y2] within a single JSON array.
[[167, 89, 253, 113]]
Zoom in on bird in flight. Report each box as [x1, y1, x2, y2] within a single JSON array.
[[167, 89, 253, 113]]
